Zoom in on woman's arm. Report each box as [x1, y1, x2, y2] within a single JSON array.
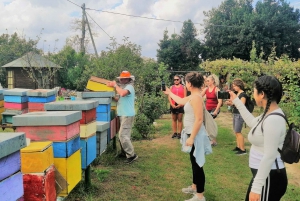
[[178, 86, 188, 107], [163, 86, 190, 105], [201, 87, 207, 97], [213, 87, 222, 115], [186, 96, 203, 146]]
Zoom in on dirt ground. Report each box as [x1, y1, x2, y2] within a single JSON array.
[[155, 111, 300, 187]]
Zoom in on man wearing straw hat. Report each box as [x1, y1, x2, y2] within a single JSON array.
[[107, 70, 138, 164]]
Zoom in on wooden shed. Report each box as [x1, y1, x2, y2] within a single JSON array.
[[1, 52, 61, 89]]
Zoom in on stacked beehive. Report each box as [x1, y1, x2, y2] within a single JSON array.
[[44, 100, 98, 169], [0, 89, 3, 123], [0, 132, 27, 201], [21, 141, 56, 201], [27, 89, 56, 112], [96, 121, 110, 156], [13, 111, 82, 197], [77, 91, 115, 145], [2, 88, 30, 124]]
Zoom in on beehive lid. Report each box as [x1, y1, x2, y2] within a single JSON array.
[[21, 141, 52, 153]]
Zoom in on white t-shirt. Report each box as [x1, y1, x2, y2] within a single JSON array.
[[233, 97, 286, 194]]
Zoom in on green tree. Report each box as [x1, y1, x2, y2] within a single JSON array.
[[0, 33, 39, 87], [202, 0, 300, 61], [157, 20, 202, 71]]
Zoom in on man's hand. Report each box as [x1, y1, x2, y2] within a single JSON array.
[[107, 81, 116, 87]]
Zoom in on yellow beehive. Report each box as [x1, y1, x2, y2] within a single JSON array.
[[80, 121, 97, 138], [0, 100, 4, 107], [86, 80, 114, 92], [54, 149, 81, 196], [21, 141, 54, 173]]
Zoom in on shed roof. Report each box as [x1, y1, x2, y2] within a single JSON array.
[[1, 52, 62, 68]]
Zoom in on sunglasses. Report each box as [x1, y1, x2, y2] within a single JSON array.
[[174, 79, 180, 81]]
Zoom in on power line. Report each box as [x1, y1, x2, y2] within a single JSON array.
[[85, 11, 111, 38]]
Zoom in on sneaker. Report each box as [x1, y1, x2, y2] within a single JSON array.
[[232, 147, 240, 152], [124, 154, 138, 164], [182, 185, 196, 194], [185, 194, 206, 201], [177, 134, 181, 139], [236, 149, 247, 155], [172, 133, 177, 138]]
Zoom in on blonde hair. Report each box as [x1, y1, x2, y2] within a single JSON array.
[[207, 74, 219, 87]]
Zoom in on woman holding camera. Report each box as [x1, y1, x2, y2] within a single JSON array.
[[228, 75, 287, 201], [169, 75, 187, 139], [225, 78, 247, 155], [163, 72, 212, 201], [201, 74, 222, 146]]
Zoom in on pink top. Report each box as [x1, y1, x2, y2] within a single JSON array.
[[170, 85, 185, 105], [205, 87, 218, 110]]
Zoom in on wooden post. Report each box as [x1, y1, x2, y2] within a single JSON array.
[[85, 165, 91, 190]]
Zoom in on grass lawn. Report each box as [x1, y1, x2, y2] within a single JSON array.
[[63, 109, 300, 201]]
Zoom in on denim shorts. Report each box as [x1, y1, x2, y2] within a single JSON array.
[[233, 113, 244, 133]]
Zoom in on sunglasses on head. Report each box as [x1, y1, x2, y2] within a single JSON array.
[[174, 79, 180, 81]]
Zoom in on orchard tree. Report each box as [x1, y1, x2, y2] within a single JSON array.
[[202, 0, 300, 61]]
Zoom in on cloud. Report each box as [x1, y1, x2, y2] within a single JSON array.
[[0, 0, 248, 58]]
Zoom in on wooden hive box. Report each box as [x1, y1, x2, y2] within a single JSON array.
[[28, 95, 56, 103], [80, 134, 96, 169], [23, 165, 56, 201], [4, 95, 28, 103], [80, 120, 97, 138], [96, 121, 110, 156], [0, 151, 21, 181], [52, 135, 80, 158], [0, 172, 24, 201], [28, 102, 46, 111], [21, 141, 54, 174], [110, 118, 117, 139], [54, 149, 81, 197], [80, 108, 96, 124], [4, 102, 28, 110], [86, 76, 115, 92], [0, 100, 4, 107]]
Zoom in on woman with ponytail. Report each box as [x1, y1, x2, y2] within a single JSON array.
[[228, 75, 287, 201]]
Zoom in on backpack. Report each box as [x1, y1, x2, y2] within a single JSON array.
[[245, 94, 254, 113], [262, 113, 300, 164]]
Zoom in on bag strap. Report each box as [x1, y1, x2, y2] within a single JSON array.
[[261, 112, 290, 133]]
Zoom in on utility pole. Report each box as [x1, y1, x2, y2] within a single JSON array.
[[85, 13, 99, 58], [80, 3, 86, 53]]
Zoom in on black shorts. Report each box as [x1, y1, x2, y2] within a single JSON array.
[[170, 106, 184, 114]]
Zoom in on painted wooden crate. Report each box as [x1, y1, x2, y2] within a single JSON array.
[[0, 171, 24, 201], [28, 102, 45, 111], [54, 149, 81, 197], [96, 103, 111, 113], [110, 118, 117, 139], [0, 132, 26, 159], [0, 106, 4, 122], [28, 95, 56, 103], [96, 130, 108, 156], [4, 95, 28, 103], [96, 111, 111, 122], [80, 121, 97, 138], [86, 80, 115, 92], [0, 100, 4, 107], [23, 165, 56, 201], [80, 108, 96, 124], [4, 102, 28, 110], [0, 151, 20, 181], [80, 134, 96, 169], [16, 121, 80, 141], [21, 141, 54, 174], [53, 135, 80, 158]]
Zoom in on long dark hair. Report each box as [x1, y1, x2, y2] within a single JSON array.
[[252, 75, 283, 134]]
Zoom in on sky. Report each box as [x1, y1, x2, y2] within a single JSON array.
[[1, 0, 300, 59]]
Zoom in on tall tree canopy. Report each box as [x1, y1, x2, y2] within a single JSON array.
[[157, 20, 202, 71], [202, 0, 300, 61]]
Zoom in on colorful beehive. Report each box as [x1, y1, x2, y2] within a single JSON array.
[[44, 100, 98, 169], [0, 89, 4, 123], [2, 88, 30, 124], [54, 149, 81, 196], [86, 76, 115, 92], [13, 111, 82, 197], [21, 141, 54, 173], [21, 141, 56, 201], [27, 89, 57, 112], [23, 165, 56, 201], [0, 132, 27, 201], [94, 98, 112, 121], [96, 121, 110, 156]]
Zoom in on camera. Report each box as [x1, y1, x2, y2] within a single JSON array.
[[161, 80, 166, 91], [217, 91, 230, 99]]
